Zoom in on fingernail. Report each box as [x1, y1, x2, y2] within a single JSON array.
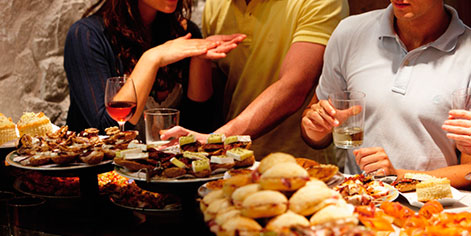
[[333, 120, 339, 126]]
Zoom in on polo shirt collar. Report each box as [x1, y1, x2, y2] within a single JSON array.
[[377, 4, 466, 52]]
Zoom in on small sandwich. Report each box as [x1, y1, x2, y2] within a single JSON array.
[[265, 211, 310, 234], [191, 158, 212, 178], [224, 135, 252, 150], [179, 134, 201, 152], [289, 180, 339, 216], [204, 198, 232, 222], [222, 174, 253, 198], [218, 216, 262, 236], [310, 203, 357, 226], [200, 134, 226, 155], [225, 147, 255, 167], [231, 183, 261, 207], [212, 207, 242, 234], [200, 189, 225, 212], [392, 173, 432, 193], [210, 155, 235, 170], [241, 190, 288, 218], [162, 157, 188, 178], [258, 152, 297, 174], [259, 162, 310, 191]]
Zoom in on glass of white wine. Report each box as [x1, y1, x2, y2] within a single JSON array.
[[329, 90, 366, 149]]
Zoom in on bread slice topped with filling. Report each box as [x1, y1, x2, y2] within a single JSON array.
[[200, 134, 226, 155]]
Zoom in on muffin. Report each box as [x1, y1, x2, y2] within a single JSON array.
[[0, 113, 18, 145], [17, 112, 52, 137]]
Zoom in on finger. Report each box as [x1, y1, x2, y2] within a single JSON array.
[[446, 133, 471, 142], [443, 119, 471, 128], [305, 109, 333, 131], [363, 159, 389, 175], [449, 109, 471, 120], [442, 124, 471, 136], [301, 116, 328, 133]]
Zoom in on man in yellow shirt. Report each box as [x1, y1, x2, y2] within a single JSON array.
[[163, 0, 348, 162]]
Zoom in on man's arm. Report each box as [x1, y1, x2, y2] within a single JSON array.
[[215, 42, 325, 138]]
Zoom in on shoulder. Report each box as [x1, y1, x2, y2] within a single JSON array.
[[331, 9, 384, 39], [67, 15, 105, 39]]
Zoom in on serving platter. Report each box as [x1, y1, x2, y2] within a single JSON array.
[[109, 196, 182, 216], [13, 177, 80, 199], [6, 151, 113, 171], [114, 165, 224, 184]]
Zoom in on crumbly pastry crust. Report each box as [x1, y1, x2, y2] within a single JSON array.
[[0, 113, 18, 145], [17, 112, 52, 137], [416, 178, 453, 202]]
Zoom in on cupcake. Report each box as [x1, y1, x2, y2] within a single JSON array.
[[17, 112, 52, 137], [0, 113, 18, 145]]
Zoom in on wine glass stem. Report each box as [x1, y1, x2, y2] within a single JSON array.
[[118, 121, 126, 131]]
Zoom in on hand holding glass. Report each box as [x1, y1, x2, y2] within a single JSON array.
[[329, 91, 366, 149], [144, 108, 180, 147], [105, 76, 137, 131]]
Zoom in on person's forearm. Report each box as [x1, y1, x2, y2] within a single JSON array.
[[188, 57, 213, 102], [396, 164, 471, 189], [215, 78, 312, 138], [128, 49, 161, 124]]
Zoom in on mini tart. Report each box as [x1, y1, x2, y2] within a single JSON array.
[[17, 112, 52, 137], [0, 113, 18, 145]]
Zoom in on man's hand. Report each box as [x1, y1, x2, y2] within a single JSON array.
[[442, 109, 471, 155], [354, 147, 397, 176], [199, 34, 246, 60]]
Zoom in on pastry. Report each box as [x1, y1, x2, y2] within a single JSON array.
[[0, 113, 18, 145], [17, 112, 52, 137]]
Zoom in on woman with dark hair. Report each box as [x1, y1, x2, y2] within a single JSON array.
[[64, 0, 244, 136]]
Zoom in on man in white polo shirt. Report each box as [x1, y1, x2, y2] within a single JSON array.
[[302, 1, 471, 188]]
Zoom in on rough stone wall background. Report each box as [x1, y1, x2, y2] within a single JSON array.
[[0, 0, 93, 125]]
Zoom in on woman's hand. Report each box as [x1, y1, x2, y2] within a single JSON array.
[[149, 33, 219, 67], [159, 126, 209, 148], [442, 109, 471, 155], [354, 147, 397, 176], [199, 34, 246, 60]]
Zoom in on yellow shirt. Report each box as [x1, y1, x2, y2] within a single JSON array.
[[202, 0, 348, 161]]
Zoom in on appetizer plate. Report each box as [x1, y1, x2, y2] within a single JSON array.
[[400, 187, 465, 208], [6, 151, 113, 171]]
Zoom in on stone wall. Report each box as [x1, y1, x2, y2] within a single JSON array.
[[0, 0, 92, 125]]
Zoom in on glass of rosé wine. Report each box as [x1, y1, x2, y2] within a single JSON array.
[[105, 76, 137, 131]]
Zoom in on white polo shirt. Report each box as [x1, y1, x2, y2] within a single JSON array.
[[316, 4, 471, 174]]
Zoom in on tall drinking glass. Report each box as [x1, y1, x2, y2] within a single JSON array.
[[329, 90, 366, 149], [105, 76, 137, 131]]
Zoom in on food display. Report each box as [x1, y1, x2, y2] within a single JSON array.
[[199, 152, 361, 236], [0, 113, 18, 145], [113, 134, 256, 180], [334, 173, 398, 206], [9, 126, 136, 167]]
